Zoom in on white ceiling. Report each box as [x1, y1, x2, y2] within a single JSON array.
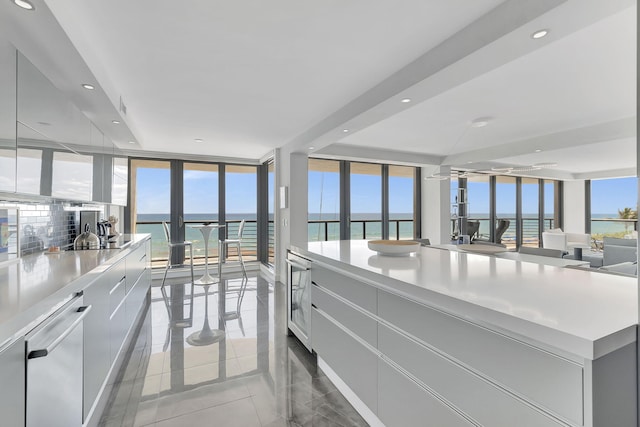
[[3, 0, 637, 178]]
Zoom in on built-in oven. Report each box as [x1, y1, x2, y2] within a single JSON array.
[[25, 293, 91, 427], [286, 251, 312, 351]]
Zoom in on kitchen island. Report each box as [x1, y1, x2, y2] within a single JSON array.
[[0, 234, 151, 427], [291, 240, 638, 427]]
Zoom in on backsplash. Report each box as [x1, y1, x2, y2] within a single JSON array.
[[0, 201, 105, 256]]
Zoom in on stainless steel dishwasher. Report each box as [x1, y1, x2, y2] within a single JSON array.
[[25, 293, 91, 427], [286, 251, 312, 351]]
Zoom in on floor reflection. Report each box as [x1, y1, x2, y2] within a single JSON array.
[[99, 273, 367, 427]]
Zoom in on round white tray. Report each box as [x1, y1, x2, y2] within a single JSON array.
[[367, 240, 420, 257]]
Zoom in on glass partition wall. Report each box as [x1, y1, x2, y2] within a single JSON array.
[[308, 159, 340, 241]]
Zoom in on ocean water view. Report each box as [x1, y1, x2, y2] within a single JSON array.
[[136, 212, 636, 261]]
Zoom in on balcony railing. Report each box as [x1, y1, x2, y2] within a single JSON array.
[[135, 219, 258, 265], [451, 217, 556, 248], [590, 218, 637, 239], [308, 219, 414, 241]]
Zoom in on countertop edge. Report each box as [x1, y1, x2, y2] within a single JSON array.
[[291, 244, 636, 360], [0, 234, 151, 349]]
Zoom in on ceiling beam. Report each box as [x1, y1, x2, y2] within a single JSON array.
[[314, 143, 442, 166], [443, 117, 636, 165], [283, 0, 567, 154]]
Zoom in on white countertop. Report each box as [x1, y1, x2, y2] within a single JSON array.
[[0, 234, 150, 349], [293, 240, 638, 360]]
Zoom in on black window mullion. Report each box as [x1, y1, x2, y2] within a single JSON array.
[[515, 177, 522, 249], [382, 164, 389, 240], [538, 179, 545, 247], [340, 161, 350, 240], [489, 176, 496, 242], [414, 168, 421, 239], [585, 180, 591, 234], [170, 160, 184, 265], [257, 161, 268, 263]]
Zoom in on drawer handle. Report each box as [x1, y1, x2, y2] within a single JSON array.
[[110, 276, 126, 295], [139, 253, 147, 261], [28, 305, 92, 359]]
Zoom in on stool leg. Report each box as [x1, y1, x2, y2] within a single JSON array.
[[237, 241, 246, 278], [162, 245, 172, 287], [188, 243, 195, 285]]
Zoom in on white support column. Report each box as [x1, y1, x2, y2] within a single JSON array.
[[421, 165, 451, 244], [562, 180, 586, 234]]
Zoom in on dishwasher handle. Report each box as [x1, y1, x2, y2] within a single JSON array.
[[28, 305, 92, 359]]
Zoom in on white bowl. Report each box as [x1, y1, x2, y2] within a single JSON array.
[[367, 240, 420, 257]]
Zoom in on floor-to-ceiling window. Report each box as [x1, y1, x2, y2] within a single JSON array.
[[521, 178, 540, 248], [267, 160, 275, 265], [183, 162, 219, 264], [308, 158, 420, 241], [459, 172, 561, 247], [590, 177, 638, 239], [130, 159, 171, 263], [308, 159, 340, 241], [544, 179, 559, 231], [225, 165, 258, 261], [350, 162, 382, 240], [495, 176, 517, 248], [466, 175, 491, 239], [129, 159, 261, 267], [388, 165, 415, 239]]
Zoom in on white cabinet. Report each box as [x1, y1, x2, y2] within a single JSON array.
[[82, 239, 151, 424], [0, 338, 25, 427], [0, 39, 16, 194], [305, 255, 637, 427], [311, 307, 378, 414]]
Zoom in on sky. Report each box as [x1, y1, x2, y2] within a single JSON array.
[[135, 166, 638, 218]]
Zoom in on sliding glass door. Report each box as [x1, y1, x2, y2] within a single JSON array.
[[184, 162, 219, 264], [129, 158, 261, 267], [130, 159, 171, 264]]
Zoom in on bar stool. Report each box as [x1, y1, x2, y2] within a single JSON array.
[[161, 221, 195, 289], [219, 220, 247, 278]]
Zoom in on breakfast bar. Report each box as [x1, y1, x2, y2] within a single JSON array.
[[291, 240, 638, 427]]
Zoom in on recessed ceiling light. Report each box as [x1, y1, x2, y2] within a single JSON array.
[[531, 29, 549, 39], [342, 129, 349, 133], [535, 149, 542, 153], [194, 139, 203, 143], [81, 84, 95, 90], [112, 120, 120, 124], [13, 0, 35, 10], [467, 161, 473, 164], [128, 141, 136, 144], [400, 98, 412, 103], [309, 146, 315, 150], [471, 117, 492, 128]]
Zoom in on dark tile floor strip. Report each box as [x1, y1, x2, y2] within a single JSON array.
[[99, 274, 369, 427]]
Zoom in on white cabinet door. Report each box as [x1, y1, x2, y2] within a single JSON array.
[[0, 338, 25, 427]]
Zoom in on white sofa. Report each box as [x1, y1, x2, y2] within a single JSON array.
[[541, 229, 591, 252]]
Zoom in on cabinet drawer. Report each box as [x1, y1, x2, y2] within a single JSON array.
[[109, 274, 127, 316], [311, 284, 377, 347], [109, 298, 128, 364], [126, 269, 151, 325], [312, 307, 377, 413], [378, 290, 583, 424], [379, 324, 563, 427], [311, 264, 376, 314], [378, 357, 472, 427], [126, 243, 148, 293]]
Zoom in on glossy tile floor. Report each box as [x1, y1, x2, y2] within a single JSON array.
[[99, 273, 368, 427]]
